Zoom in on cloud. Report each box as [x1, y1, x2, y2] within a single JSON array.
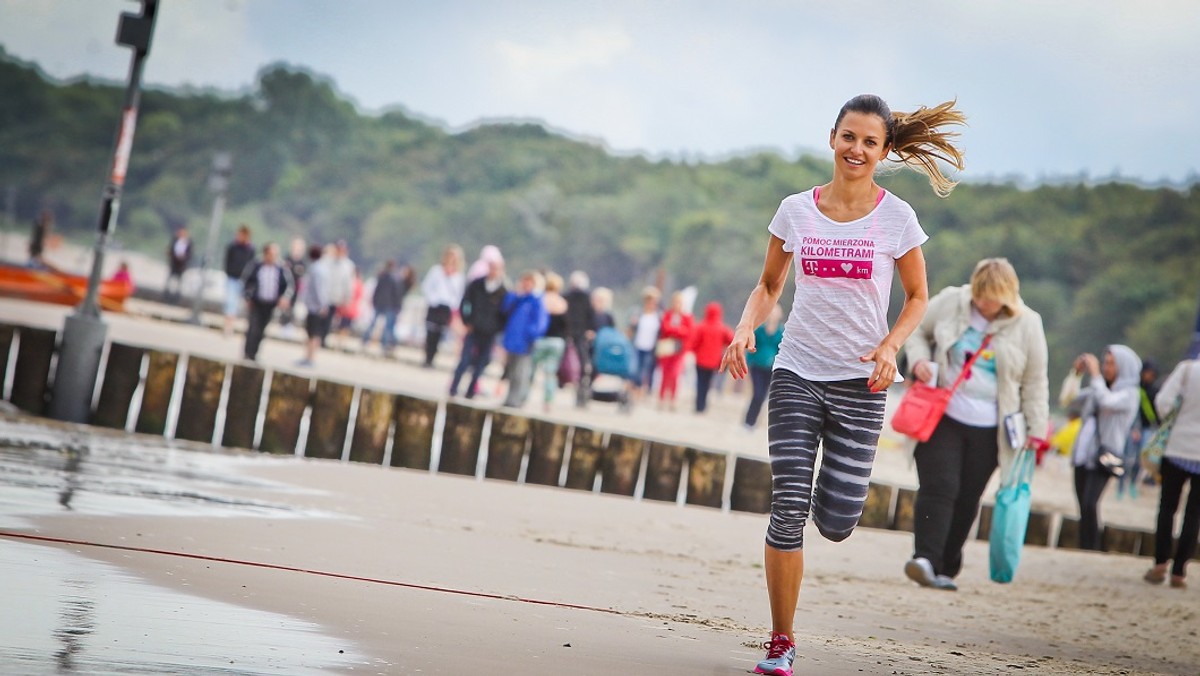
[[493, 26, 633, 90]]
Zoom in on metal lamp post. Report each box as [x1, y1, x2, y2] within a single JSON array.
[[188, 152, 233, 325], [48, 0, 159, 422]]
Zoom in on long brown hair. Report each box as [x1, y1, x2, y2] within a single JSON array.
[[834, 95, 966, 197]]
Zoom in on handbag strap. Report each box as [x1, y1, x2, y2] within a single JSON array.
[[947, 333, 993, 394]]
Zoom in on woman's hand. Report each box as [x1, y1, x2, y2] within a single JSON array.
[[1080, 353, 1100, 377], [861, 341, 900, 393], [912, 359, 935, 385], [720, 326, 756, 380]]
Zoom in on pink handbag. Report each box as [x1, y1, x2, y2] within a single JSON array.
[[892, 334, 992, 442]]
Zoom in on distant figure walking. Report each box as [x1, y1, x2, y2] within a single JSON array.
[[278, 237, 308, 334], [450, 254, 507, 399], [720, 94, 964, 675], [1144, 358, 1200, 589], [501, 270, 548, 408], [362, 260, 411, 357], [326, 240, 357, 347], [240, 242, 292, 362], [296, 244, 332, 368], [334, 269, 364, 347], [28, 209, 52, 268], [691, 301, 733, 413], [420, 244, 465, 368], [565, 271, 597, 407], [1119, 360, 1160, 498], [223, 225, 255, 336], [630, 287, 662, 397], [165, 226, 192, 303], [743, 304, 784, 429], [1063, 345, 1142, 551], [657, 292, 694, 411], [531, 272, 570, 412]]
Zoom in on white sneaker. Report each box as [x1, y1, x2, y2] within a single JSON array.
[[904, 557, 937, 587]]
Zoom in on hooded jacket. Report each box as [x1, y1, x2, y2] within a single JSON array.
[[903, 284, 1050, 477], [690, 302, 734, 370], [1069, 344, 1142, 468], [501, 291, 548, 355]]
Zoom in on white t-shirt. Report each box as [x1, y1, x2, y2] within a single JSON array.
[[768, 188, 928, 382], [421, 265, 466, 308], [633, 311, 661, 351], [944, 306, 999, 427]]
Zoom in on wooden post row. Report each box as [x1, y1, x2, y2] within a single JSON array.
[[1057, 517, 1080, 550], [730, 456, 772, 514], [11, 326, 56, 416], [349, 388, 394, 465], [892, 487, 917, 532], [526, 419, 568, 486], [486, 411, 529, 481], [643, 442, 686, 502], [92, 342, 144, 429], [601, 433, 643, 496], [391, 394, 437, 470], [0, 324, 13, 399], [685, 448, 725, 509], [259, 371, 311, 454], [134, 350, 178, 436], [859, 482, 895, 529], [564, 427, 605, 491], [222, 364, 264, 450], [440, 402, 486, 476], [305, 379, 354, 460], [175, 356, 225, 444]]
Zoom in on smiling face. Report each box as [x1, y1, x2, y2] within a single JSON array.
[[829, 111, 889, 180]]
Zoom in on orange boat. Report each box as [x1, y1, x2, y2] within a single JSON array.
[[0, 263, 134, 312]]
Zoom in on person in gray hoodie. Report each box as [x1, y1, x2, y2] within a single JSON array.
[[1064, 344, 1142, 551]]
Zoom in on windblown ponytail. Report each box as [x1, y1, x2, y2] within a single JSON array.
[[890, 100, 966, 197], [835, 95, 967, 197]]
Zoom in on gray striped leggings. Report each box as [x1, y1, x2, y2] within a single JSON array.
[[766, 368, 887, 551]]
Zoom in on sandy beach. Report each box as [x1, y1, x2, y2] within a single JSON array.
[[2, 406, 1197, 674], [0, 240, 1194, 674]]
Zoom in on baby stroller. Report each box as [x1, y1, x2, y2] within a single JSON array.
[[588, 326, 636, 411]]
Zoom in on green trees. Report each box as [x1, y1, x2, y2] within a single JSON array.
[[1, 52, 1197, 381]]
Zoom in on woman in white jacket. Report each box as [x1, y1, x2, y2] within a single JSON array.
[[1145, 358, 1200, 589], [1064, 344, 1142, 551], [901, 258, 1049, 590]]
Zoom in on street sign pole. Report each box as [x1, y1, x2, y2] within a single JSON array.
[[49, 0, 159, 423]]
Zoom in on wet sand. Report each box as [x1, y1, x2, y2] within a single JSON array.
[[1, 414, 1197, 675]]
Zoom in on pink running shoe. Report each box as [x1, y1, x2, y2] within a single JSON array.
[[754, 632, 796, 676]]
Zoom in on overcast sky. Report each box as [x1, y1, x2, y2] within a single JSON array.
[[2, 0, 1197, 184]]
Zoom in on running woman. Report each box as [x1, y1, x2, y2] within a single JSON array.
[[720, 94, 965, 676]]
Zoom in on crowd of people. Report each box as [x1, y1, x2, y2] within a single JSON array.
[[193, 225, 761, 419]]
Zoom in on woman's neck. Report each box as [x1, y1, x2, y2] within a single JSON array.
[[823, 175, 878, 204]]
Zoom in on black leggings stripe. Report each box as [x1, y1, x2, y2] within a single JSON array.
[[765, 369, 887, 551]]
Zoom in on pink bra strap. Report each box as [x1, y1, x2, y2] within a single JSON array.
[[813, 186, 885, 206]]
